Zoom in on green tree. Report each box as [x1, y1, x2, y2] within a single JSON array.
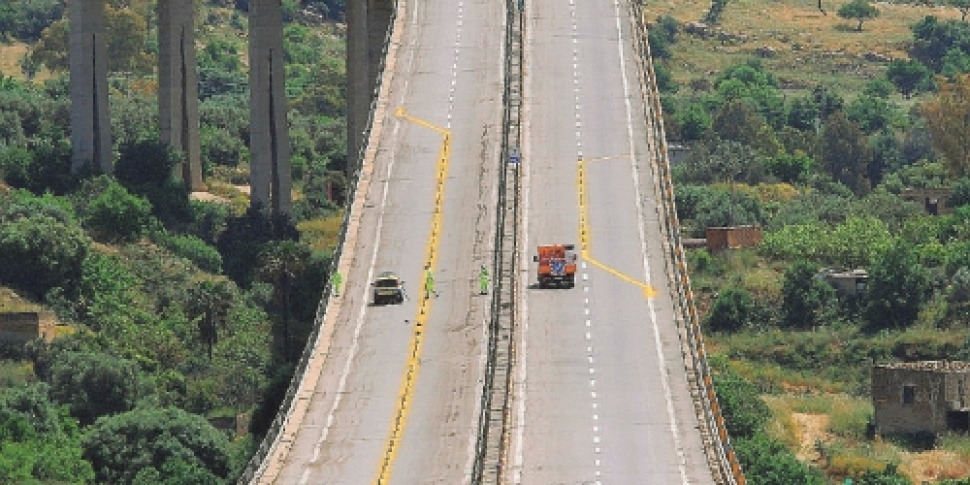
[[0, 214, 89, 299], [0, 383, 94, 483], [0, 3, 15, 41], [82, 407, 233, 485], [187, 280, 236, 360], [28, 6, 150, 74], [677, 139, 767, 185], [715, 60, 786, 130], [886, 59, 932, 98], [822, 111, 872, 195], [12, 0, 65, 42], [83, 181, 153, 242], [863, 241, 932, 330], [949, 176, 970, 207], [705, 286, 754, 332], [75, 251, 138, 333], [838, 0, 879, 31], [105, 5, 153, 74], [257, 240, 310, 361], [781, 260, 836, 330], [823, 215, 892, 269], [847, 93, 900, 135], [49, 351, 142, 426], [115, 138, 192, 224], [675, 101, 712, 141], [711, 99, 767, 148], [693, 188, 765, 237], [765, 151, 814, 183], [909, 16, 970, 72], [920, 74, 970, 177], [945, 266, 970, 326]]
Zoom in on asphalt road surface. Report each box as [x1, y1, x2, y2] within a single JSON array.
[[507, 0, 717, 483], [262, 0, 504, 482], [258, 0, 719, 483]]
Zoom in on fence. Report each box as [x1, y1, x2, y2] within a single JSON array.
[[629, 2, 746, 484]]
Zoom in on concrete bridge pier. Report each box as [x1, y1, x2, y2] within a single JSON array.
[[158, 0, 205, 191], [249, 0, 292, 217], [346, 0, 394, 178], [69, 0, 112, 174]]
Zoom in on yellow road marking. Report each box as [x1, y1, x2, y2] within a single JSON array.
[[374, 108, 451, 485], [577, 158, 656, 298]]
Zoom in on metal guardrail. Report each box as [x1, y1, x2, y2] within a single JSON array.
[[471, 0, 522, 482], [627, 2, 746, 484], [236, 2, 400, 482]]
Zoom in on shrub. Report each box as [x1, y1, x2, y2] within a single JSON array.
[[84, 181, 153, 242]]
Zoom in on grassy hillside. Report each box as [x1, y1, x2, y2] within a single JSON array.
[[644, 1, 970, 483], [646, 0, 961, 95]]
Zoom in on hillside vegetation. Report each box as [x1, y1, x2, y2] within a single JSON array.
[[0, 1, 346, 482], [644, 0, 970, 483]]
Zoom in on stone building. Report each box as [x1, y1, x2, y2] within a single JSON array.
[[705, 225, 762, 252], [819, 268, 868, 297], [0, 311, 57, 344], [872, 361, 970, 436], [901, 188, 952, 216]]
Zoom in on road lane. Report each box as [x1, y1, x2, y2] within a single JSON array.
[[266, 0, 503, 483], [512, 0, 716, 483]]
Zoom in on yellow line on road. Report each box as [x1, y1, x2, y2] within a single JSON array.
[[374, 108, 451, 485], [577, 158, 656, 298]]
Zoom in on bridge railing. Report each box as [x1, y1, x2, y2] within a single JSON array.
[[236, 2, 401, 482], [628, 2, 746, 484]]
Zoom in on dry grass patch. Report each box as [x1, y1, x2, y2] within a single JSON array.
[[643, 0, 963, 95], [0, 287, 41, 313], [0, 41, 53, 82], [899, 449, 970, 483], [298, 214, 343, 253], [0, 42, 28, 77]]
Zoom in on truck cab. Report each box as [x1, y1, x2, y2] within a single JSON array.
[[534, 244, 577, 288]]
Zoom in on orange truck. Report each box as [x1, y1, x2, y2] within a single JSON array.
[[534, 244, 578, 288]]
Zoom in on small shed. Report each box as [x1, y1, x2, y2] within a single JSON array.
[[901, 187, 952, 216], [705, 225, 762, 252], [872, 361, 970, 436], [819, 268, 868, 297], [0, 311, 57, 344]]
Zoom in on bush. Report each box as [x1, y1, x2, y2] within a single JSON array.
[[0, 214, 89, 299], [82, 407, 234, 484], [706, 286, 754, 332], [157, 232, 223, 274], [84, 181, 153, 242]]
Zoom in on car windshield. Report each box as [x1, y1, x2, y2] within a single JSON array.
[[375, 279, 400, 288]]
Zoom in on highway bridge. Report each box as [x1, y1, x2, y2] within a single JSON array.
[[238, 0, 745, 484]]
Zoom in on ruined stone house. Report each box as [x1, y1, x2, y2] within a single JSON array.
[[872, 361, 970, 436]]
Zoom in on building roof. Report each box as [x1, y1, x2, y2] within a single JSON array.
[[874, 361, 970, 372]]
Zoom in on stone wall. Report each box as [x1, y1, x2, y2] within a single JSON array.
[[705, 225, 762, 252], [901, 187, 952, 216], [0, 311, 57, 344], [872, 361, 970, 435]]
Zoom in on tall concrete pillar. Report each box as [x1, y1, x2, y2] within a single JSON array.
[[69, 0, 112, 174], [158, 0, 205, 191], [249, 0, 291, 217], [346, 0, 394, 178]]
